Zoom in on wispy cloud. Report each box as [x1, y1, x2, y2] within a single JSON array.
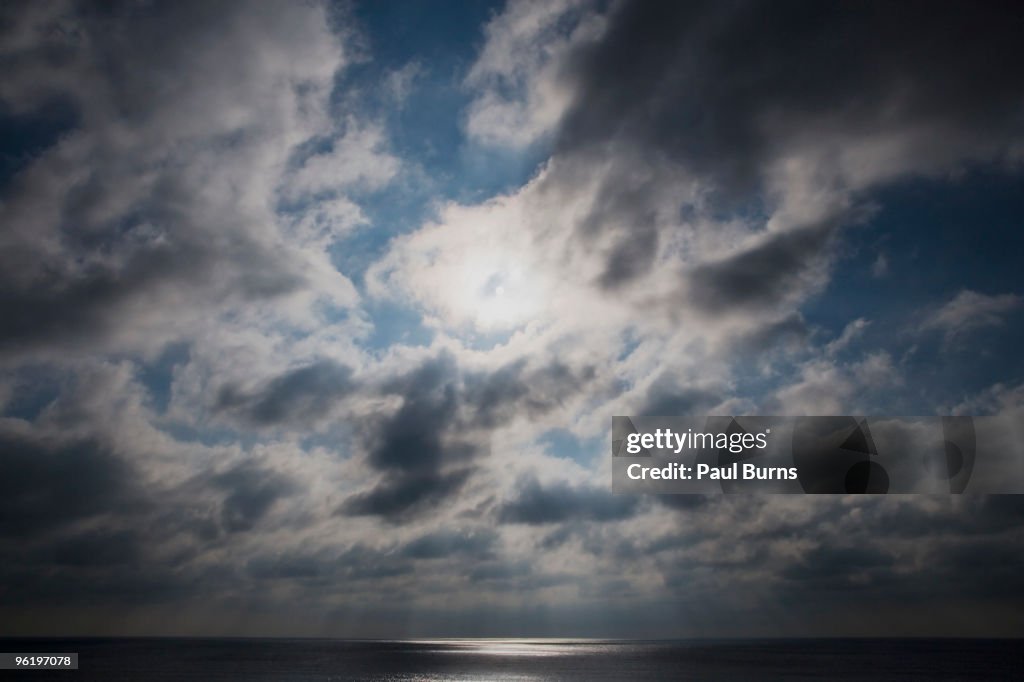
[[922, 289, 1022, 339]]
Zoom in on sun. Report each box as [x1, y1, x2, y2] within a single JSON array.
[[455, 260, 541, 331]]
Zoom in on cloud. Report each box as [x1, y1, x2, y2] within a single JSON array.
[[342, 468, 473, 520], [781, 545, 895, 586], [283, 121, 400, 198], [872, 253, 890, 278], [338, 354, 479, 519], [0, 425, 143, 538], [556, 1, 1024, 196], [922, 289, 1022, 338], [825, 318, 871, 357], [2, 0, 1024, 639], [639, 378, 723, 417], [337, 352, 601, 520], [685, 222, 836, 315], [383, 61, 424, 105], [533, 0, 1024, 309], [463, 0, 604, 147], [211, 460, 297, 534], [383, 0, 1024, 366], [215, 360, 355, 429], [464, 358, 598, 427], [772, 352, 901, 415], [362, 0, 1024, 613], [399, 528, 497, 560], [497, 476, 638, 524], [0, 0, 378, 360]]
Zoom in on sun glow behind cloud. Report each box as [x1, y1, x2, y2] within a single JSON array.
[[472, 264, 538, 329], [368, 192, 557, 335]]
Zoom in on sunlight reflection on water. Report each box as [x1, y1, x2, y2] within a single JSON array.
[[363, 639, 624, 680], [407, 639, 614, 659], [385, 671, 544, 675]]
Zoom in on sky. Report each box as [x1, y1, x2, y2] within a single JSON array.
[[1, 0, 1023, 638]]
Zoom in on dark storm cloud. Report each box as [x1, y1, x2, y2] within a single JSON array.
[[215, 360, 354, 428], [0, 561, 192, 607], [0, 427, 196, 608], [926, 540, 1024, 600], [465, 358, 597, 427], [0, 232, 305, 355], [246, 553, 327, 581], [211, 460, 297, 534], [341, 355, 477, 519], [599, 227, 658, 289], [246, 544, 420, 588], [467, 560, 532, 583], [781, 545, 895, 587], [640, 374, 722, 416], [686, 223, 834, 313], [635, 495, 1024, 634], [545, 0, 1024, 294], [467, 560, 574, 590], [654, 494, 712, 513], [38, 529, 143, 569], [844, 495, 1024, 539], [497, 476, 638, 525], [341, 468, 473, 519], [0, 432, 325, 611], [342, 354, 599, 520], [558, 0, 1024, 191], [399, 528, 497, 560], [575, 172, 661, 289], [758, 530, 1024, 626], [0, 427, 144, 538], [368, 354, 472, 473], [339, 347, 598, 531], [971, 495, 1024, 532]]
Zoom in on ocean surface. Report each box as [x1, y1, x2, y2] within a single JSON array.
[[1, 638, 1021, 680]]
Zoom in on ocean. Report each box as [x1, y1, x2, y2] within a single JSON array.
[[1, 638, 1020, 680]]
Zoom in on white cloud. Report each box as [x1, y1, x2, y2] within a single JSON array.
[[871, 252, 889, 278], [922, 289, 1022, 338], [773, 352, 901, 415], [464, 0, 605, 147], [826, 318, 871, 357], [284, 121, 400, 198], [384, 61, 424, 105]]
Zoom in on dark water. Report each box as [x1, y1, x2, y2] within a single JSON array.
[[1, 638, 1021, 680]]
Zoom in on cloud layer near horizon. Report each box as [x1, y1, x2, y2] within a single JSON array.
[[1, 0, 1023, 637]]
